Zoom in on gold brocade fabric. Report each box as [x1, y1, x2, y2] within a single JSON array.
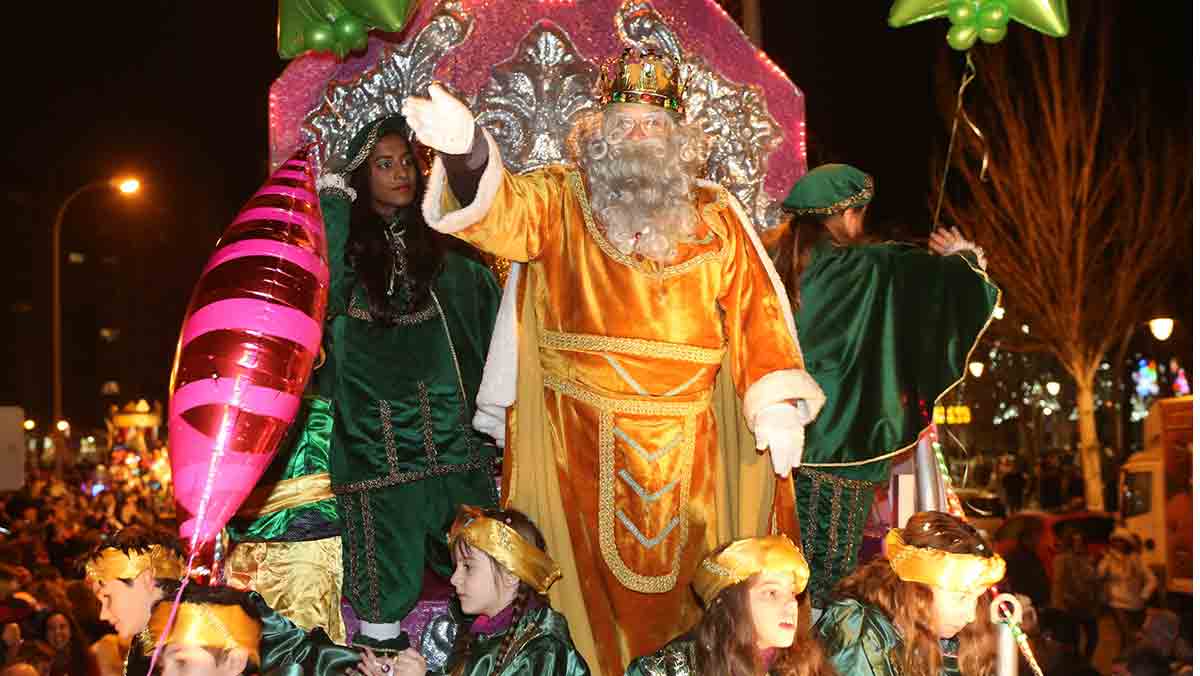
[[235, 472, 336, 518], [449, 505, 562, 594], [884, 530, 1006, 593], [224, 536, 347, 644], [84, 546, 185, 585], [692, 535, 810, 607], [452, 165, 811, 675]]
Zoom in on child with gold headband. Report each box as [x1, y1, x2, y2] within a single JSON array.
[[146, 584, 263, 676], [84, 527, 362, 676], [370, 506, 589, 676], [811, 512, 1005, 676], [625, 536, 835, 676]]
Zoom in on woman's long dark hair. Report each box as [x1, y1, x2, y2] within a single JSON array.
[[345, 130, 445, 324], [772, 207, 871, 310], [830, 511, 997, 676]]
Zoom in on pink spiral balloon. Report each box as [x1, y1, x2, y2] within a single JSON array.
[[167, 150, 329, 546]]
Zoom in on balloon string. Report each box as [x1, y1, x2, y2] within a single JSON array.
[[932, 51, 989, 232]]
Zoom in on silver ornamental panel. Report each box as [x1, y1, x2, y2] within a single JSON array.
[[303, 0, 785, 232]]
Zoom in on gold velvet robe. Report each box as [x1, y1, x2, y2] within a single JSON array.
[[423, 132, 825, 675]]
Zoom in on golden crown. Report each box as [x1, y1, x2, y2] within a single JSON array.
[[598, 47, 686, 115]]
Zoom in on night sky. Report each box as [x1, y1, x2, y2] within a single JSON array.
[[1, 2, 1190, 431]]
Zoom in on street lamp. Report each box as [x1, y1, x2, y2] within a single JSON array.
[[969, 361, 985, 378], [22, 420, 35, 432], [1148, 317, 1175, 342], [55, 420, 70, 433], [51, 176, 140, 473], [1046, 381, 1061, 397]]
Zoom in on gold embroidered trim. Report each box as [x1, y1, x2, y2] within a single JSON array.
[[787, 175, 875, 216], [599, 409, 697, 593], [360, 491, 382, 620], [418, 382, 439, 466], [540, 330, 724, 365], [346, 293, 439, 325], [543, 374, 710, 417], [569, 171, 725, 279]]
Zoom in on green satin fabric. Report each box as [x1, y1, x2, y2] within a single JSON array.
[[253, 591, 362, 675], [624, 635, 697, 676], [795, 237, 998, 482], [320, 196, 502, 488], [229, 396, 339, 541], [812, 598, 902, 676], [435, 607, 591, 676]]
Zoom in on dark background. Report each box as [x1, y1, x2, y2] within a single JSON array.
[[0, 2, 1190, 430]]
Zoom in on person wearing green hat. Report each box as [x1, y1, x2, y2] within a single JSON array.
[[772, 164, 999, 605], [260, 114, 502, 651]]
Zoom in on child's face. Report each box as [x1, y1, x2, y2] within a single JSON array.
[[747, 571, 800, 650], [449, 544, 511, 618], [930, 586, 984, 639]]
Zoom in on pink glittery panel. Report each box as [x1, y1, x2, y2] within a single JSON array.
[[270, 0, 806, 195]]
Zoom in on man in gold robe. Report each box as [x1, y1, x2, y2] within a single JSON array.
[[402, 49, 825, 674]]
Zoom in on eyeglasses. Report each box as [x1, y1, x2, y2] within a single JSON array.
[[604, 112, 671, 142]]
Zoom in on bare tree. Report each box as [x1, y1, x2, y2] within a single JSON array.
[[935, 5, 1191, 510]]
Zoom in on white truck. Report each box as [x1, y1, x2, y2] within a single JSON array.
[[1118, 395, 1192, 597]]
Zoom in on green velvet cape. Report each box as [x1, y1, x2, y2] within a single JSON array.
[[434, 606, 591, 676]]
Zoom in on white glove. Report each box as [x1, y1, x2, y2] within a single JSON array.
[[754, 402, 807, 478], [401, 83, 476, 155]]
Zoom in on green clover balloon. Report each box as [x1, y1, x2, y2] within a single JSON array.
[[279, 0, 421, 60], [888, 0, 1067, 51]]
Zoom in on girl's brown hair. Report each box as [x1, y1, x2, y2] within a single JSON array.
[[831, 511, 997, 676], [772, 207, 870, 310], [448, 508, 547, 675], [693, 559, 836, 676]]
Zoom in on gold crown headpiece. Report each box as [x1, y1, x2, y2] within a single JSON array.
[[448, 506, 562, 595], [146, 600, 262, 665], [597, 47, 687, 115], [692, 535, 811, 608], [85, 545, 185, 585], [884, 529, 1006, 594]]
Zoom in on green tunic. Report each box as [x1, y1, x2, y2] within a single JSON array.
[[435, 606, 591, 676], [320, 193, 502, 622], [624, 635, 698, 676], [812, 598, 961, 676], [793, 237, 998, 602]]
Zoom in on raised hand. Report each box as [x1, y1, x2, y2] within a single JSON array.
[[401, 83, 476, 155]]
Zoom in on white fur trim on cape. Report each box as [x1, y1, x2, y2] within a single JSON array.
[[743, 369, 825, 429], [472, 262, 522, 446], [421, 129, 505, 234]]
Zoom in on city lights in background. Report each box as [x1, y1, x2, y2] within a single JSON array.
[[1045, 381, 1061, 396], [116, 177, 141, 194], [22, 420, 35, 431], [55, 420, 70, 432], [1148, 317, 1175, 341], [969, 361, 984, 378]]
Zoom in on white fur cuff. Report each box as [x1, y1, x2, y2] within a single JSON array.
[[316, 173, 357, 202], [421, 130, 505, 234], [743, 369, 826, 428]]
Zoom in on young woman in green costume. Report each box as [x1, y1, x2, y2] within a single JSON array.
[[314, 115, 502, 648], [812, 511, 1004, 676], [625, 535, 835, 676], [361, 506, 589, 676], [772, 164, 999, 604]]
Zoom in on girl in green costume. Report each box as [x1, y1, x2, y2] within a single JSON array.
[[812, 511, 1004, 676], [315, 115, 501, 648], [625, 535, 835, 676], [364, 506, 590, 676], [773, 164, 999, 604]]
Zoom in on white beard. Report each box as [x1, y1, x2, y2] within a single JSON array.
[[581, 136, 699, 263]]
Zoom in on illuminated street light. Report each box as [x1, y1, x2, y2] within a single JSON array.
[[992, 305, 1006, 320], [969, 361, 985, 378], [115, 177, 141, 194], [22, 420, 35, 431], [1148, 317, 1174, 341], [1046, 381, 1061, 397], [1042, 407, 1053, 416], [55, 420, 70, 432]]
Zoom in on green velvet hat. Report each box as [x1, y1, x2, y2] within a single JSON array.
[[341, 115, 413, 175], [782, 164, 874, 216]]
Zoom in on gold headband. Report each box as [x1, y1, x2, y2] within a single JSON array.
[[692, 535, 811, 608], [85, 546, 185, 585], [448, 506, 562, 595], [884, 529, 1006, 593], [146, 600, 261, 665]]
